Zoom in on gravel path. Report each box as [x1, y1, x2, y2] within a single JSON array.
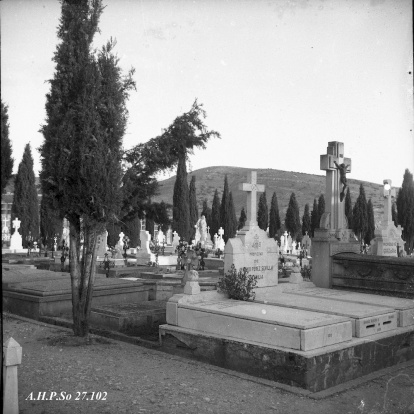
[[3, 314, 414, 414]]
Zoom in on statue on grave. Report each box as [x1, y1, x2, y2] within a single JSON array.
[[195, 215, 207, 244], [334, 160, 350, 202]]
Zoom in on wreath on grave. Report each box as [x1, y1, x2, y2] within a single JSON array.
[[217, 265, 258, 301]]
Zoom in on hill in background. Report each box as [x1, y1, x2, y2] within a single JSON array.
[[153, 166, 397, 227]]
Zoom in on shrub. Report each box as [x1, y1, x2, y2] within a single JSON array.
[[217, 264, 258, 301]]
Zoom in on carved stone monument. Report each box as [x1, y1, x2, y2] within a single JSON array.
[[370, 179, 404, 256], [312, 142, 359, 288], [135, 230, 155, 265], [10, 218, 23, 251], [224, 171, 279, 289]]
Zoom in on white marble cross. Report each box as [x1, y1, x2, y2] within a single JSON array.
[[12, 218, 21, 231], [218, 227, 224, 239], [239, 171, 265, 228]]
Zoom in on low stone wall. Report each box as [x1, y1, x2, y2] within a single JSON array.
[[332, 253, 414, 298]]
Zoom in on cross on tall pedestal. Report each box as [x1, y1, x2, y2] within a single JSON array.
[[383, 179, 396, 226], [239, 171, 265, 228], [320, 142, 352, 230]]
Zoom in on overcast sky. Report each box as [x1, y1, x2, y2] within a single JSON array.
[[2, 0, 413, 188]]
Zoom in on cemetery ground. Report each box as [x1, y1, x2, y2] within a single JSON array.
[[4, 313, 414, 414]]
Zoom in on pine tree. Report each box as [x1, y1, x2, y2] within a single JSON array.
[[238, 207, 247, 230], [220, 175, 230, 242], [365, 199, 375, 245], [172, 154, 191, 241], [285, 192, 301, 240], [302, 203, 311, 236], [1, 100, 13, 194], [211, 189, 221, 241], [11, 143, 39, 247], [310, 198, 319, 237], [228, 192, 238, 239], [39, 0, 135, 338], [201, 198, 212, 231], [352, 183, 368, 245], [269, 192, 281, 239], [188, 175, 198, 240], [345, 187, 353, 229], [396, 169, 414, 253], [257, 192, 268, 231]]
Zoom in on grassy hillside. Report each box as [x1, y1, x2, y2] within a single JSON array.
[[152, 166, 396, 226]]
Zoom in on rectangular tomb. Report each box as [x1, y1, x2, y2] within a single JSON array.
[[168, 298, 352, 351], [284, 287, 414, 327], [255, 292, 398, 337]]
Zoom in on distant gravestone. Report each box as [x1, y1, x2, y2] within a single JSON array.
[[287, 234, 293, 253], [302, 232, 311, 254], [157, 229, 165, 245], [10, 218, 23, 250], [280, 235, 285, 251], [370, 180, 404, 256], [291, 240, 297, 254], [224, 171, 278, 289], [136, 230, 155, 265], [166, 228, 172, 245], [172, 231, 179, 251], [213, 234, 218, 250]]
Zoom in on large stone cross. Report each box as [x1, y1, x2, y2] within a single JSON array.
[[239, 171, 265, 228], [320, 142, 351, 230], [383, 179, 396, 226], [12, 218, 21, 231]]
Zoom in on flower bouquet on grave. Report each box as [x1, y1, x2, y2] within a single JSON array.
[[217, 265, 258, 301]]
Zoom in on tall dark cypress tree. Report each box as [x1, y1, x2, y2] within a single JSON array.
[[285, 192, 301, 240], [396, 169, 414, 253], [211, 189, 221, 241], [201, 198, 212, 231], [1, 100, 13, 194], [40, 195, 62, 248], [352, 183, 368, 245], [310, 198, 319, 237], [228, 192, 238, 239], [11, 143, 39, 247], [188, 175, 198, 240], [220, 175, 230, 242], [257, 192, 268, 231], [317, 194, 325, 223], [172, 154, 191, 241], [345, 187, 353, 229], [365, 198, 375, 245], [238, 207, 247, 230], [302, 203, 311, 236], [269, 192, 281, 239], [123, 216, 141, 247]]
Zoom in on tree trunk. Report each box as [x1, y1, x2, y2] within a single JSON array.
[[69, 219, 99, 338]]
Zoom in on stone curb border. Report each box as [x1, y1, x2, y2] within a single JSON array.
[[4, 312, 414, 400]]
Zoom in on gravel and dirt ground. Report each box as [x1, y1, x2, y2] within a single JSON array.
[[3, 313, 414, 414]]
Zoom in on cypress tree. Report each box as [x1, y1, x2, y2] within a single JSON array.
[[11, 143, 39, 247], [39, 0, 135, 337], [220, 175, 230, 242], [302, 203, 311, 236], [188, 175, 198, 240], [285, 192, 301, 240], [123, 216, 141, 247], [40, 195, 62, 248], [352, 183, 368, 245], [317, 194, 325, 223], [396, 169, 414, 253], [211, 189, 221, 241], [228, 191, 238, 239], [201, 198, 212, 231], [257, 192, 268, 231], [172, 154, 191, 241], [1, 100, 13, 194], [345, 187, 353, 229], [269, 192, 281, 239], [391, 202, 398, 227], [310, 198, 319, 237], [238, 207, 247, 230], [365, 199, 375, 245]]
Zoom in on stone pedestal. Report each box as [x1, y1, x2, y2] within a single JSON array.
[[3, 337, 22, 414]]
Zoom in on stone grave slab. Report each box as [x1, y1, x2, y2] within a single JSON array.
[[255, 291, 397, 337], [285, 287, 414, 327], [2, 269, 69, 288], [168, 297, 352, 351], [90, 301, 167, 335]]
